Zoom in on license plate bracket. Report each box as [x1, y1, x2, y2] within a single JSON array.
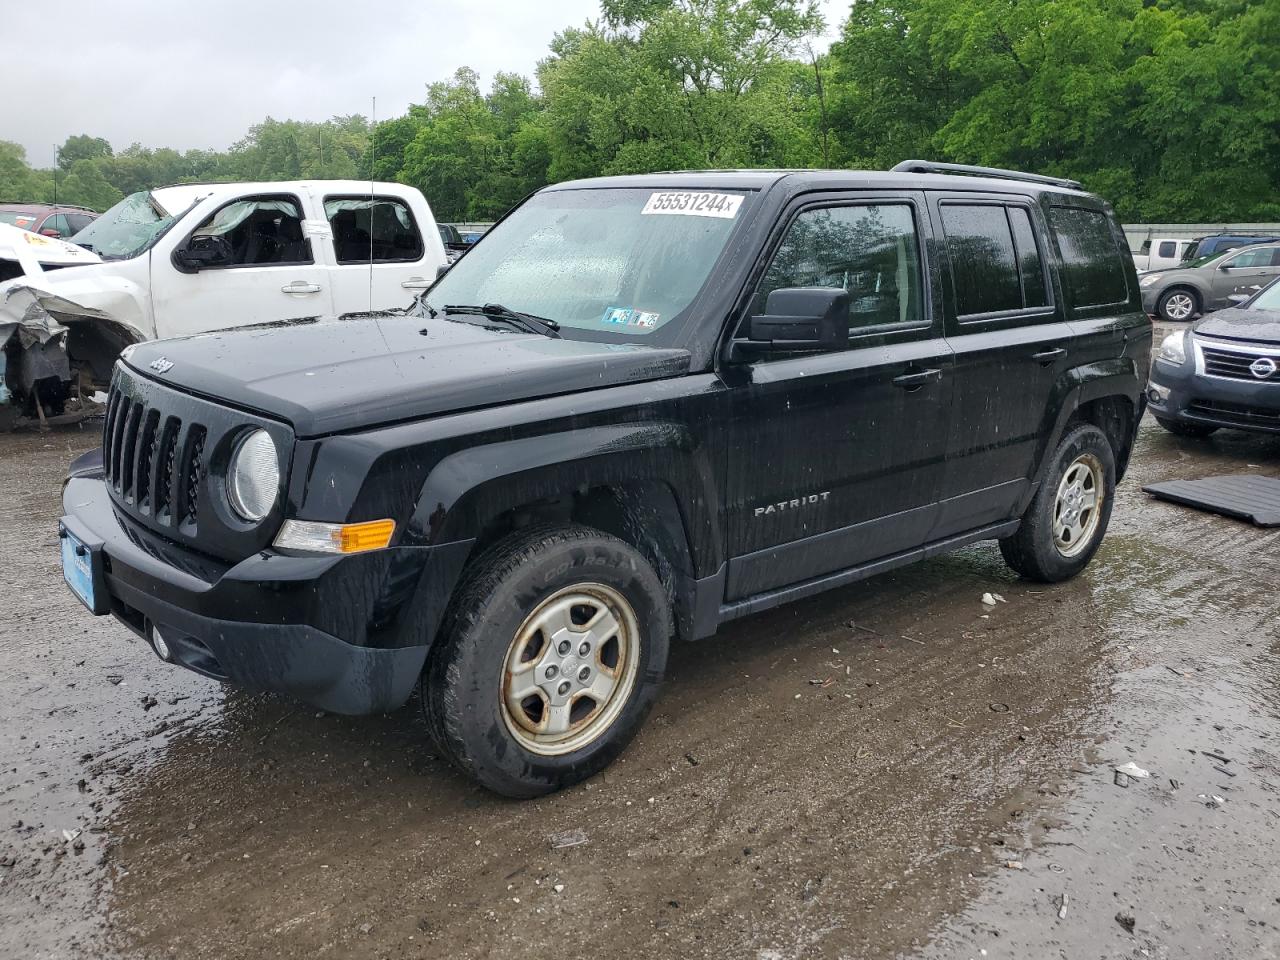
[[59, 517, 110, 615]]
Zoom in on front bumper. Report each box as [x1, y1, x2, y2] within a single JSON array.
[[1148, 354, 1280, 434], [60, 474, 472, 714]]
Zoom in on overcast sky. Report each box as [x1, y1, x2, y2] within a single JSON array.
[[3, 0, 844, 168]]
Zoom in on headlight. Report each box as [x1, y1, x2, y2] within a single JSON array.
[[1140, 274, 1162, 287], [1157, 331, 1187, 365], [227, 429, 279, 522]]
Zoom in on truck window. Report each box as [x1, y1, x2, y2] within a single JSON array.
[[324, 196, 424, 264], [190, 196, 310, 266], [1158, 240, 1177, 258], [753, 202, 924, 331], [940, 204, 1022, 318], [1047, 206, 1128, 309]]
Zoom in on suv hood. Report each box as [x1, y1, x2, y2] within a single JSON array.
[[122, 311, 691, 436], [1193, 306, 1280, 345]]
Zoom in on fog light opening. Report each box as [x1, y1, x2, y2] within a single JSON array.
[[1148, 385, 1170, 404]]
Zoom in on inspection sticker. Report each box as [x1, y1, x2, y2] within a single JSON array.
[[601, 307, 661, 328], [641, 191, 742, 219]]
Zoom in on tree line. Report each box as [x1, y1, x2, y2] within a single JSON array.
[[1, 0, 1275, 224]]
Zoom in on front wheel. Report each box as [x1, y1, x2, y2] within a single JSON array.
[[422, 525, 671, 798], [1000, 424, 1116, 583], [1157, 288, 1198, 323]]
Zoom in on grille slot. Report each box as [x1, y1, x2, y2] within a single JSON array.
[[120, 402, 143, 500], [135, 410, 160, 509], [109, 395, 130, 489], [102, 391, 122, 483], [1200, 344, 1280, 382], [181, 426, 207, 527], [154, 416, 181, 523]]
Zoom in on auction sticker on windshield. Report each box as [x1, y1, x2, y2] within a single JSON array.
[[642, 191, 742, 219]]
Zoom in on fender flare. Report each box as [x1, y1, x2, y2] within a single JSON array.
[[410, 421, 723, 578], [1032, 357, 1142, 492]]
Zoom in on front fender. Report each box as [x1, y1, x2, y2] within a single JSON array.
[[411, 421, 723, 578]]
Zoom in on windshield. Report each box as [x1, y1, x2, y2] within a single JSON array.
[[1180, 249, 1234, 270], [1253, 281, 1280, 311], [426, 187, 748, 337], [69, 191, 174, 259]]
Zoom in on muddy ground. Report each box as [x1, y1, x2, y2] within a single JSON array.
[[2, 411, 1279, 960]]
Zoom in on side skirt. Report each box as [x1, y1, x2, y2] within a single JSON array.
[[715, 519, 1020, 625]]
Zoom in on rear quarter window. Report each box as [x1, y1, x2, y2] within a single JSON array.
[[1047, 206, 1128, 309]]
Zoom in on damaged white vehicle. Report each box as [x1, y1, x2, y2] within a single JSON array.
[[0, 180, 446, 427]]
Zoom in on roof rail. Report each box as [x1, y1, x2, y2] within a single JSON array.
[[891, 160, 1082, 191]]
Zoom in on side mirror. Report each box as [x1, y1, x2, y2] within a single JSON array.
[[436, 262, 453, 280], [1226, 293, 1251, 306], [40, 228, 61, 239], [731, 287, 850, 359], [175, 234, 232, 272]]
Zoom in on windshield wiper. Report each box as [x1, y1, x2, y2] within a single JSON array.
[[444, 303, 561, 338]]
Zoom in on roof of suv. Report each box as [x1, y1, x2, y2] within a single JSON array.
[[547, 166, 1092, 199]]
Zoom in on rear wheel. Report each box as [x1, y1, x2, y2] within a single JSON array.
[[1000, 424, 1116, 583], [1157, 287, 1198, 323], [1155, 416, 1218, 438], [423, 524, 671, 798]]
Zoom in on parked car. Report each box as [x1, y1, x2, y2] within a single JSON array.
[[58, 162, 1149, 797], [1140, 242, 1280, 322], [1182, 234, 1280, 261], [1147, 276, 1280, 437], [0, 203, 98, 238], [437, 222, 469, 262], [1132, 237, 1195, 273]]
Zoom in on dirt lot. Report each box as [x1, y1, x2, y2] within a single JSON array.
[[2, 414, 1279, 960]]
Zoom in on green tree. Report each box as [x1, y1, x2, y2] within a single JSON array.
[[56, 134, 113, 171]]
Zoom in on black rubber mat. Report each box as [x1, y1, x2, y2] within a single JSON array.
[[1143, 475, 1280, 527]]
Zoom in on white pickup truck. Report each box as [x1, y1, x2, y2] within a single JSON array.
[[14, 180, 446, 346], [1132, 237, 1194, 273]]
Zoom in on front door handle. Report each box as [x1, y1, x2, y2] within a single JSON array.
[[281, 281, 322, 295], [401, 276, 431, 290], [1032, 347, 1067, 365], [892, 367, 942, 391]]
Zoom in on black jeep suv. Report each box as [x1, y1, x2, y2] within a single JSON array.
[[59, 163, 1150, 797]]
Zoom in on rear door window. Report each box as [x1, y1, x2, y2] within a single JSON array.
[[1047, 206, 1128, 309], [324, 196, 424, 264], [1157, 240, 1177, 258], [65, 213, 95, 234], [940, 203, 1051, 320]]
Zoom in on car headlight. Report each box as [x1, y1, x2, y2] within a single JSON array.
[[227, 429, 279, 522], [1140, 274, 1162, 287], [1157, 331, 1188, 365]]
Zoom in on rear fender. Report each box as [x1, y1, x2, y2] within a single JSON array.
[[1031, 358, 1142, 493]]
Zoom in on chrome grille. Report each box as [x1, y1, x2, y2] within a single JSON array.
[[1198, 341, 1280, 382]]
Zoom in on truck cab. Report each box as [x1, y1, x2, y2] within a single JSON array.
[[13, 180, 446, 348]]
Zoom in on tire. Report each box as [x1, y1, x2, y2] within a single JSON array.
[[422, 524, 671, 798], [1154, 416, 1218, 438], [1157, 287, 1199, 323], [1000, 424, 1116, 583]]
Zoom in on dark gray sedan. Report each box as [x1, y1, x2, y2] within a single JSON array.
[[1147, 276, 1280, 436], [1140, 242, 1280, 322]]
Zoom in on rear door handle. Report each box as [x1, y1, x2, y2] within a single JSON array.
[[281, 281, 322, 295], [1032, 347, 1067, 365], [892, 368, 942, 390], [401, 276, 431, 289]]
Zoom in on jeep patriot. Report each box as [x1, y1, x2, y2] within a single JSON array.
[[59, 162, 1150, 796]]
